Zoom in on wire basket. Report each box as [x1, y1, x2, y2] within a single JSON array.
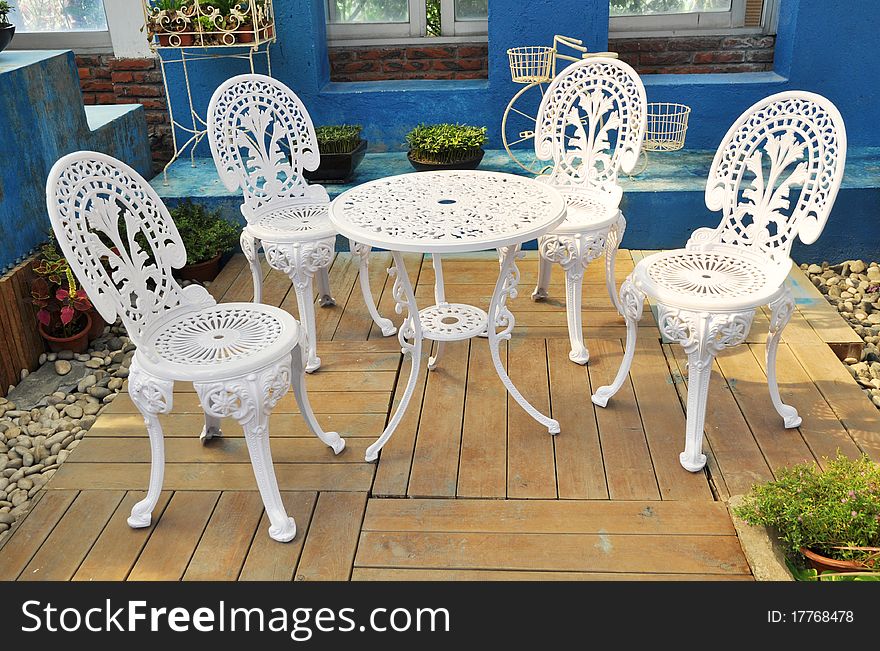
[[507, 46, 554, 83], [643, 103, 691, 152]]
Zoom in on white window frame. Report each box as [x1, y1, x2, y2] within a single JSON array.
[[7, 0, 152, 57], [326, 0, 486, 43], [609, 0, 764, 36]]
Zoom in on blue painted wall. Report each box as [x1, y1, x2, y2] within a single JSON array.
[[0, 50, 152, 271], [164, 0, 880, 154]]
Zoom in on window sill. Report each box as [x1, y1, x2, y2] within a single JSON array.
[[320, 78, 489, 94], [610, 26, 770, 39], [327, 35, 487, 48]]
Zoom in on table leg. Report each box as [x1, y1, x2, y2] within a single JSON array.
[[488, 246, 560, 435], [364, 250, 424, 462], [428, 254, 446, 370]]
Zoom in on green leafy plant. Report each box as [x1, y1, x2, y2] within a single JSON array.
[[152, 0, 188, 11], [30, 243, 93, 339], [406, 123, 487, 165], [170, 200, 239, 265], [734, 453, 880, 567], [315, 124, 363, 155], [0, 2, 13, 25]]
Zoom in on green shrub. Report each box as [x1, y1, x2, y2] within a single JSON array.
[[734, 453, 880, 566], [406, 123, 487, 165], [169, 200, 239, 265], [315, 124, 363, 154]]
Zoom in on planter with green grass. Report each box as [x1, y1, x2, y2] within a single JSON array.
[[0, 2, 15, 53], [304, 124, 367, 183], [734, 453, 880, 578], [170, 200, 240, 282], [406, 123, 487, 171]]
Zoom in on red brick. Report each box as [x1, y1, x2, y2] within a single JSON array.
[[95, 93, 116, 104], [328, 49, 353, 62], [75, 55, 103, 67], [617, 52, 639, 67], [693, 50, 745, 64], [336, 61, 378, 74], [746, 49, 775, 63], [144, 112, 169, 124], [608, 38, 640, 53], [666, 36, 724, 51], [355, 47, 403, 60], [77, 67, 93, 80], [138, 98, 168, 110], [111, 71, 134, 83], [81, 92, 97, 104], [110, 57, 156, 70], [453, 70, 488, 80], [82, 80, 114, 92], [637, 39, 668, 52], [121, 84, 163, 97], [456, 45, 488, 58], [639, 51, 690, 65], [406, 46, 457, 59], [382, 60, 429, 72], [455, 58, 485, 71], [721, 35, 775, 49]]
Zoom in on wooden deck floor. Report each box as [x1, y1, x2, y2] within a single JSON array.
[[1, 251, 877, 581]]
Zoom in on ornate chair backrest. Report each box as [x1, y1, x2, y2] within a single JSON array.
[[208, 74, 328, 222], [692, 91, 846, 269], [46, 152, 214, 348], [534, 57, 646, 201]]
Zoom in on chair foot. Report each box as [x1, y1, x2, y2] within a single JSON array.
[[780, 405, 802, 429], [591, 387, 612, 408], [531, 287, 548, 301], [377, 318, 397, 337], [199, 425, 223, 443], [548, 420, 560, 435], [569, 347, 589, 365], [325, 432, 346, 455], [127, 509, 151, 529], [679, 451, 708, 472], [305, 356, 321, 373], [319, 294, 336, 307], [268, 517, 297, 543], [365, 450, 378, 463]]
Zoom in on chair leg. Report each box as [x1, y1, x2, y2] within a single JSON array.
[[293, 276, 321, 373], [315, 263, 336, 308], [564, 265, 589, 364], [199, 413, 222, 444], [126, 358, 174, 529], [351, 241, 396, 336], [531, 236, 553, 301], [428, 341, 445, 370], [290, 343, 345, 454], [592, 276, 645, 407], [654, 306, 755, 472], [605, 214, 626, 315], [195, 358, 296, 542], [240, 231, 262, 304], [767, 288, 802, 428]]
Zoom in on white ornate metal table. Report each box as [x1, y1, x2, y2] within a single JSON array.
[[329, 170, 567, 461]]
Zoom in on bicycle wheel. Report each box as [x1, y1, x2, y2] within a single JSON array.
[[502, 82, 550, 174]]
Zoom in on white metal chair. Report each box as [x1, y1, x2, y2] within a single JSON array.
[[531, 57, 647, 364], [592, 91, 847, 472], [207, 74, 395, 373], [46, 151, 345, 542]]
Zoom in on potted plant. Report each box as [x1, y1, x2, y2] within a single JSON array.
[[147, 0, 194, 47], [31, 249, 94, 354], [170, 200, 239, 282], [734, 453, 880, 577], [304, 124, 368, 183], [405, 123, 487, 171], [0, 2, 15, 53]]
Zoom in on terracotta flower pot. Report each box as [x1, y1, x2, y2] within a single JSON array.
[[176, 254, 222, 282], [39, 312, 92, 354], [800, 547, 869, 574], [87, 308, 106, 339], [237, 23, 254, 43]]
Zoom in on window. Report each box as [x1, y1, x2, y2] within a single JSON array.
[[610, 0, 777, 34], [7, 0, 111, 52], [326, 0, 487, 42]]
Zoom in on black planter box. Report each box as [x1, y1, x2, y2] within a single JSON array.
[[304, 139, 368, 183]]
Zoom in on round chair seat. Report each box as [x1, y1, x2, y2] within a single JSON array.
[[247, 203, 336, 242], [139, 303, 300, 381], [634, 249, 783, 311], [547, 187, 620, 234]]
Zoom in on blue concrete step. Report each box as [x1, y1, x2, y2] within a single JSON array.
[[153, 148, 880, 262]]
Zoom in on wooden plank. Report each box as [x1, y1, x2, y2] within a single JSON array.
[[407, 340, 468, 497], [295, 492, 367, 581], [506, 337, 556, 499], [209, 253, 248, 300], [335, 251, 393, 340], [362, 499, 736, 535], [19, 490, 125, 581], [352, 568, 752, 581], [311, 350, 401, 373], [587, 337, 660, 500], [354, 531, 749, 574], [547, 338, 607, 500], [72, 491, 173, 581], [0, 491, 77, 580], [260, 268, 294, 308], [222, 257, 270, 303], [371, 252, 424, 339], [128, 491, 220, 581], [49, 461, 375, 492], [70, 436, 373, 464], [239, 492, 317, 581], [628, 337, 714, 501], [171, 370, 397, 393], [715, 345, 817, 472], [788, 342, 880, 461], [666, 344, 774, 496], [285, 252, 358, 341], [372, 347, 432, 497], [89, 412, 387, 439], [184, 491, 265, 581], [103, 390, 392, 415], [458, 339, 508, 498], [750, 343, 863, 464]]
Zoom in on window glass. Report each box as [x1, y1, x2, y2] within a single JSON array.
[[610, 0, 732, 16], [455, 0, 487, 21], [328, 0, 410, 24], [10, 0, 108, 32]]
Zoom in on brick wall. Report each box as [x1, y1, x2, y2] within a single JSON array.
[[329, 35, 774, 81], [75, 55, 173, 170], [329, 43, 488, 81], [611, 35, 775, 74]]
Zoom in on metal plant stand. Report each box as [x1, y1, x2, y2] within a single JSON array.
[[329, 170, 567, 462]]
